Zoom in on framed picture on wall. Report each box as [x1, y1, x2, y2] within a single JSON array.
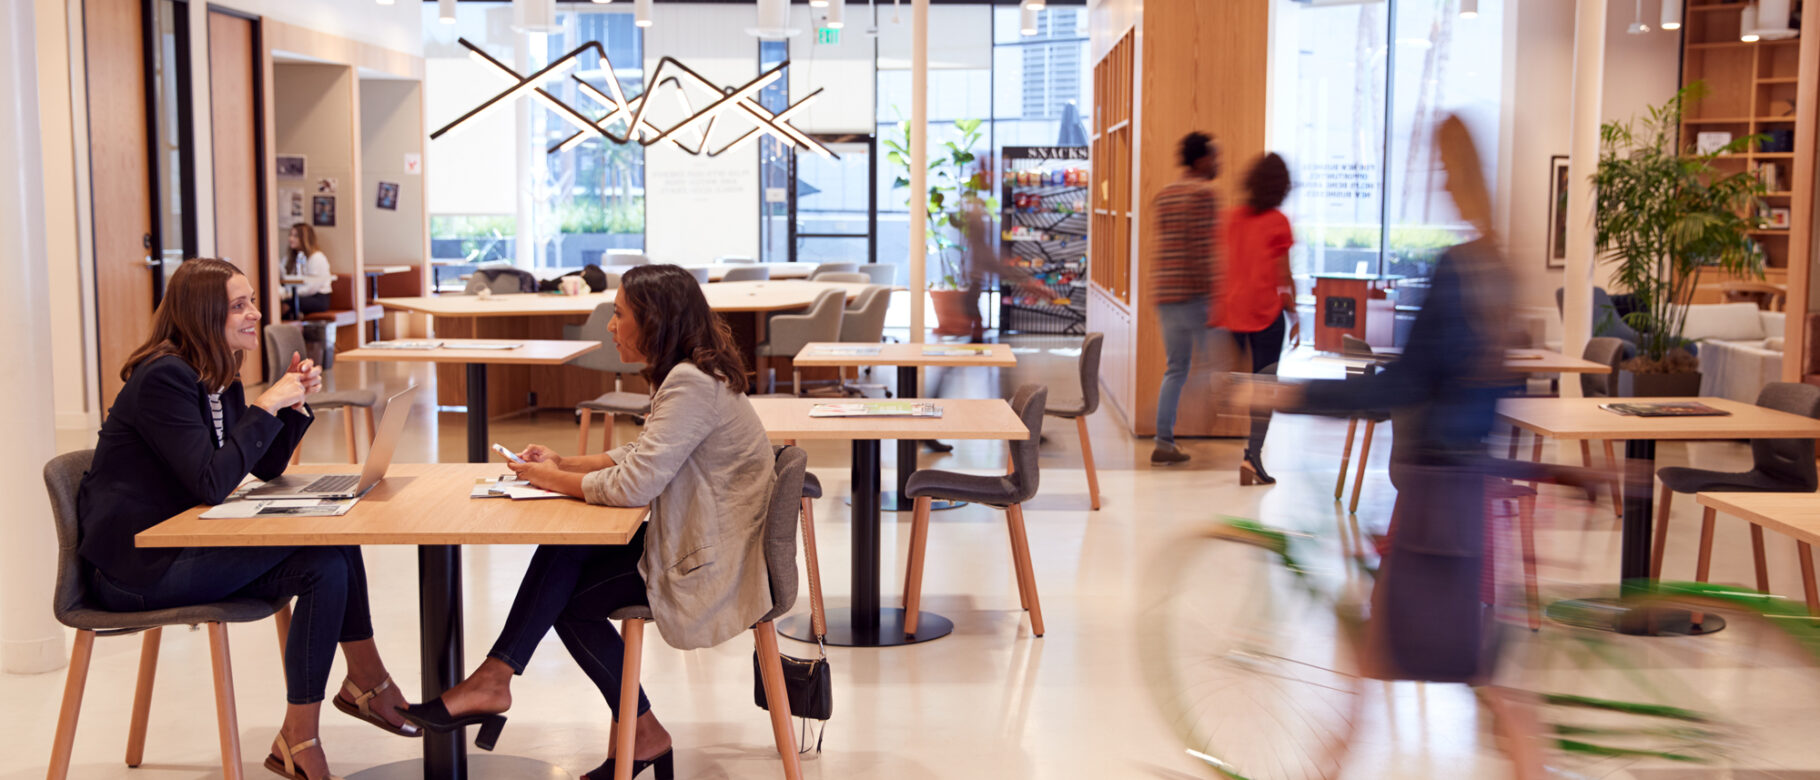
[[1546, 155, 1570, 269], [376, 181, 399, 211], [312, 195, 336, 227], [276, 154, 305, 179]]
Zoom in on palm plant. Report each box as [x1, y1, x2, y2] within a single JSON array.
[[1592, 83, 1767, 371]]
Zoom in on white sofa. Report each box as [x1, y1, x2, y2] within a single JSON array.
[[1682, 302, 1786, 403]]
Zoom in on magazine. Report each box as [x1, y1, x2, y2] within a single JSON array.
[[809, 402, 945, 418], [1599, 402, 1730, 418]]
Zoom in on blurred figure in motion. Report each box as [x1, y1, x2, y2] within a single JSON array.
[[956, 188, 1046, 344], [1252, 115, 1542, 773], [1149, 132, 1222, 466], [1220, 153, 1301, 486]]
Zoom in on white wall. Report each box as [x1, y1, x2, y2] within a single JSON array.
[[787, 4, 876, 135], [275, 63, 359, 277], [215, 0, 422, 57], [362, 78, 425, 264]]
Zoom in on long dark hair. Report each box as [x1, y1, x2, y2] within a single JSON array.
[[121, 257, 247, 390], [618, 265, 749, 393], [1244, 153, 1292, 212]]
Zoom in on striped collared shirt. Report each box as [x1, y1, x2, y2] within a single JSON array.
[[1150, 178, 1220, 305]]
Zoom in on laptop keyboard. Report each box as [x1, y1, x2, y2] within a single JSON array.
[[302, 474, 361, 494]]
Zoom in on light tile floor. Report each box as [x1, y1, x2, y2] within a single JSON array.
[[15, 337, 1820, 779]]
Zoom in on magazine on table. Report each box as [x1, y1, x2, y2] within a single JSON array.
[[1599, 402, 1730, 417], [203, 482, 360, 518], [470, 475, 566, 500], [921, 345, 994, 357], [809, 402, 944, 418]]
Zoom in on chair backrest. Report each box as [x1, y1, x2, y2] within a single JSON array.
[[603, 270, 622, 289], [568, 301, 645, 375], [717, 255, 758, 264], [1007, 384, 1048, 503], [604, 250, 649, 266], [859, 263, 896, 286], [811, 262, 857, 277], [1580, 337, 1626, 397], [812, 271, 869, 284], [264, 322, 310, 381], [1076, 332, 1104, 416], [839, 285, 891, 343], [757, 445, 809, 623], [44, 449, 95, 624], [1752, 382, 1820, 489], [682, 266, 711, 283], [721, 266, 770, 283]]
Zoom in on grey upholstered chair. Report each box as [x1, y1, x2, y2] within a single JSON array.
[[564, 302, 651, 454], [717, 255, 758, 264], [1653, 382, 1820, 591], [721, 265, 771, 282], [603, 250, 649, 266], [858, 263, 896, 286], [1335, 335, 1393, 514], [678, 265, 711, 283], [265, 322, 379, 465], [610, 446, 808, 780], [902, 384, 1049, 638], [44, 450, 292, 780], [757, 288, 846, 395], [463, 269, 527, 295], [1044, 333, 1104, 510], [810, 261, 858, 278], [811, 271, 869, 284], [830, 286, 893, 396]]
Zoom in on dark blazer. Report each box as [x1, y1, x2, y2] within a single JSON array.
[[77, 354, 312, 586]]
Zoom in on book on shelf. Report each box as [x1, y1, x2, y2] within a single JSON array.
[[809, 402, 945, 418], [1599, 402, 1731, 417]]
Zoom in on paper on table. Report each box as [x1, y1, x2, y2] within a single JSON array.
[[365, 340, 444, 350], [201, 497, 358, 518], [809, 401, 944, 418], [444, 341, 522, 350], [470, 476, 567, 500], [809, 345, 883, 356], [921, 345, 993, 356]]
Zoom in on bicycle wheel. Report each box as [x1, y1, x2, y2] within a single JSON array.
[[1140, 521, 1367, 780]]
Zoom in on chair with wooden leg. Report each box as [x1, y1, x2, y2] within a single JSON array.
[[564, 302, 651, 455], [902, 385, 1049, 638], [799, 472, 829, 639], [1576, 337, 1627, 516], [267, 323, 377, 465], [1044, 333, 1104, 510], [1334, 336, 1391, 515], [609, 446, 810, 780], [1651, 382, 1820, 586], [43, 450, 292, 780]]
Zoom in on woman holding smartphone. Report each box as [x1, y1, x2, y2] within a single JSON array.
[[78, 258, 417, 780]]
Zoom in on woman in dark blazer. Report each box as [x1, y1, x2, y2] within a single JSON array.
[[78, 258, 416, 780]]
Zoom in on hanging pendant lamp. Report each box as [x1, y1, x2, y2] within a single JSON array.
[[438, 0, 457, 23], [1660, 0, 1682, 30]]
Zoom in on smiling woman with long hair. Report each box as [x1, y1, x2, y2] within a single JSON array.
[[403, 264, 776, 780], [78, 258, 418, 780]]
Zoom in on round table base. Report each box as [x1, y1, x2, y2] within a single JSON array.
[[347, 754, 574, 780], [849, 492, 966, 512], [779, 608, 953, 647], [1544, 597, 1727, 637]]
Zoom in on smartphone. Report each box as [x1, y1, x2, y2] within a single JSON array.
[[491, 443, 525, 464]]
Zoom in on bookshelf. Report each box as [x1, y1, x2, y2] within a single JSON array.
[[1089, 29, 1133, 305]]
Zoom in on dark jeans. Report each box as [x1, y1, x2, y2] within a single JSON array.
[[488, 527, 652, 719], [90, 545, 374, 704], [286, 292, 330, 320], [1231, 313, 1289, 456]]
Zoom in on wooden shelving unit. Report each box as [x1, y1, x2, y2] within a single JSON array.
[[1089, 30, 1134, 304]]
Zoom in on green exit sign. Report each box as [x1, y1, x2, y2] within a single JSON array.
[[816, 27, 840, 45]]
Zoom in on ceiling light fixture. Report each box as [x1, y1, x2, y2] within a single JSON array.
[[635, 0, 653, 27], [1020, 4, 1038, 35], [1627, 0, 1651, 34], [1754, 0, 1796, 39], [1460, 0, 1478, 18], [513, 0, 559, 34], [749, 0, 801, 39], [1741, 2, 1760, 41], [1660, 0, 1682, 30], [376, 0, 394, 6], [1025, 0, 1046, 11], [826, 0, 844, 29], [438, 0, 457, 23]]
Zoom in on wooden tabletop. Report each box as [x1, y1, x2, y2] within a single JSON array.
[[137, 463, 647, 548], [790, 342, 1017, 368], [751, 398, 1029, 441], [366, 265, 413, 275], [1693, 492, 1820, 547], [1504, 349, 1611, 374], [337, 339, 599, 366], [690, 263, 816, 282], [1498, 396, 1820, 440], [375, 281, 875, 318]]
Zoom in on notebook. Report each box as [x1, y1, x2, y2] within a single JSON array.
[[809, 402, 944, 418], [1599, 402, 1731, 417]]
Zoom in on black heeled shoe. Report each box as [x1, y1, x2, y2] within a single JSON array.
[[397, 698, 507, 751], [582, 749, 674, 780], [1239, 451, 1275, 486]]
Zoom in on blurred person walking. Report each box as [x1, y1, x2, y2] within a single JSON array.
[[1221, 153, 1301, 485], [1149, 132, 1222, 466]]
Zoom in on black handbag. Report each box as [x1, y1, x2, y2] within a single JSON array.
[[754, 640, 831, 753]]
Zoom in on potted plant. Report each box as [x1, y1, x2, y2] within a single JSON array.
[[884, 116, 996, 336], [1591, 83, 1767, 396]]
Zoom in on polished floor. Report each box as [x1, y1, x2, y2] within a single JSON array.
[[15, 336, 1820, 779]]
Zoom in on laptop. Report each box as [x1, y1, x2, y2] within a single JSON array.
[[245, 385, 419, 500]]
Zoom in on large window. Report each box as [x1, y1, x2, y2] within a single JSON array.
[[424, 4, 644, 273]]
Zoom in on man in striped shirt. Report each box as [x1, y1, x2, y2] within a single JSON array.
[[1149, 131, 1221, 465]]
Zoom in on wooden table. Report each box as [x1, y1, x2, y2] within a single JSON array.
[[1504, 348, 1612, 374], [1690, 492, 1820, 613], [751, 397, 1028, 647], [337, 339, 598, 463], [140, 463, 647, 780], [792, 342, 1017, 511]]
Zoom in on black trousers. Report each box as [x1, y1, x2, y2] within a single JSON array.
[[1231, 313, 1289, 456], [286, 292, 331, 320]]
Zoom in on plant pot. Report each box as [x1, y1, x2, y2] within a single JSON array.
[[1617, 370, 1702, 398], [929, 289, 974, 337]]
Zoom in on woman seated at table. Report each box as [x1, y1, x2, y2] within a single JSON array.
[[78, 257, 418, 780], [286, 224, 333, 320], [402, 263, 777, 780]]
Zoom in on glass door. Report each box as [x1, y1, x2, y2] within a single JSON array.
[[791, 135, 876, 267]]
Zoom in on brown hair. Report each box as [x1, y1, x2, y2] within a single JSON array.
[[121, 257, 248, 390], [618, 264, 749, 393], [291, 224, 321, 257], [1244, 153, 1292, 212]]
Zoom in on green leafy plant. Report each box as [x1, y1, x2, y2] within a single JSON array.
[[1592, 83, 1767, 372], [884, 115, 996, 289]]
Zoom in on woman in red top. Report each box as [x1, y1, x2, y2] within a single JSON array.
[[1217, 153, 1299, 485]]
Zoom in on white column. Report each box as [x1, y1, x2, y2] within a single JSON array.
[[908, 0, 929, 345], [1, 0, 69, 674], [1560, 0, 1607, 397]]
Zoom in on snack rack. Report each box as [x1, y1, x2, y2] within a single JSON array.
[[999, 145, 1089, 335]]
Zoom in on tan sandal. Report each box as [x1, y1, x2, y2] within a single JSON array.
[[263, 733, 343, 780], [332, 676, 422, 737]]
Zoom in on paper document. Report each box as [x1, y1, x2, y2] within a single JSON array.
[[921, 345, 993, 357], [445, 341, 522, 350], [809, 402, 944, 418], [470, 475, 566, 500], [809, 346, 883, 356], [202, 496, 358, 518], [365, 340, 444, 350]]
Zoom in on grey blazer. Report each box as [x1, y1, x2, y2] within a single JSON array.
[[583, 362, 776, 650]]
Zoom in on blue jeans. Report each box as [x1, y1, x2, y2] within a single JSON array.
[[488, 527, 652, 719], [91, 545, 373, 705], [1154, 299, 1210, 448]]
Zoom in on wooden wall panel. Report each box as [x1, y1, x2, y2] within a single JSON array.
[[210, 10, 265, 385], [85, 0, 156, 412]]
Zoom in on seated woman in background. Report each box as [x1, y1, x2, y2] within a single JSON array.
[[402, 263, 778, 780], [286, 224, 333, 320], [78, 257, 417, 780]]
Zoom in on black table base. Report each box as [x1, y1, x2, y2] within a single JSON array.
[[1544, 596, 1727, 636], [850, 492, 964, 512], [346, 755, 571, 780], [465, 363, 489, 464], [779, 608, 954, 646], [822, 439, 955, 648]]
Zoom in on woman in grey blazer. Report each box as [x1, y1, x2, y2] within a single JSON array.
[[402, 264, 776, 780]]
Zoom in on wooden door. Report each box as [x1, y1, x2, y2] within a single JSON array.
[[209, 10, 264, 385], [85, 0, 158, 412]]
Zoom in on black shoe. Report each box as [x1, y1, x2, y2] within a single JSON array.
[[398, 698, 507, 751], [1240, 451, 1275, 485], [923, 439, 954, 453], [1150, 445, 1190, 466], [583, 749, 675, 780]]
